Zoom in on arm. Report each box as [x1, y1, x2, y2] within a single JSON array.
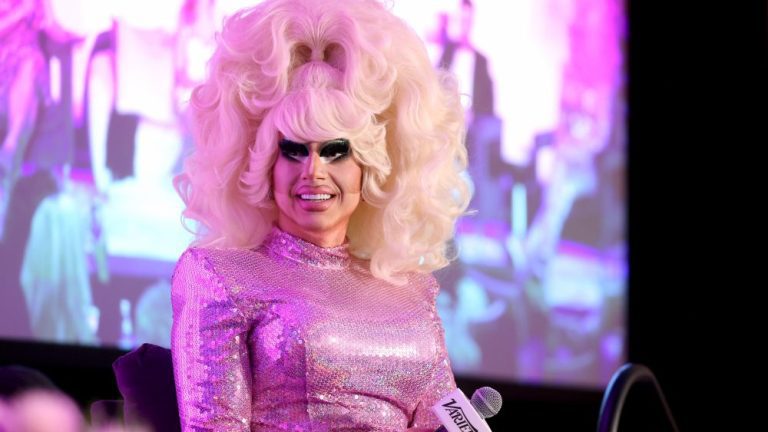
[[408, 277, 458, 431], [171, 249, 252, 431]]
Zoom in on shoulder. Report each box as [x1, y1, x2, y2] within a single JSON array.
[[173, 246, 236, 279], [404, 271, 441, 303], [171, 246, 268, 299], [174, 246, 266, 276], [347, 258, 441, 301]]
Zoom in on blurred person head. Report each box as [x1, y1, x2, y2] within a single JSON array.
[[0, 397, 19, 432], [0, 365, 58, 399], [0, 366, 86, 432], [5, 389, 85, 432]]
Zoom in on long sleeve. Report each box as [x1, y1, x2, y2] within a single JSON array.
[[171, 248, 252, 431], [408, 277, 458, 430]]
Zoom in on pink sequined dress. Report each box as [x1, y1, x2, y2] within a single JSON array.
[[171, 227, 456, 431]]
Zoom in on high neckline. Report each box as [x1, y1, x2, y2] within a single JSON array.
[[263, 226, 351, 270]]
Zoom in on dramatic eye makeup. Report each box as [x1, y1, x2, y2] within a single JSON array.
[[278, 138, 351, 163], [318, 139, 351, 162], [278, 139, 309, 161]]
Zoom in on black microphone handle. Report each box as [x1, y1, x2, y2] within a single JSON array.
[[597, 363, 679, 432]]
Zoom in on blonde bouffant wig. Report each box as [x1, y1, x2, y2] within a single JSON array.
[[175, 0, 471, 282]]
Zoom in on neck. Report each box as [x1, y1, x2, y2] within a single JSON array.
[[264, 226, 351, 269], [275, 220, 348, 248]]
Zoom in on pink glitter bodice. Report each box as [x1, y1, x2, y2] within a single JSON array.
[[171, 228, 456, 431]]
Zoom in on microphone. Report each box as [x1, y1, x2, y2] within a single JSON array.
[[432, 386, 502, 432]]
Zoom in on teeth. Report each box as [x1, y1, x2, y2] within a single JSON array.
[[300, 194, 332, 200]]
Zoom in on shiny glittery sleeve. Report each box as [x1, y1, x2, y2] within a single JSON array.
[[171, 248, 252, 431], [408, 276, 458, 431]]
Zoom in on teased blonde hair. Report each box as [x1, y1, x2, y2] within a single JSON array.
[[175, 0, 470, 282]]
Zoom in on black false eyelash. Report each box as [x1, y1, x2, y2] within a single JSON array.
[[278, 139, 309, 158], [319, 139, 351, 159]]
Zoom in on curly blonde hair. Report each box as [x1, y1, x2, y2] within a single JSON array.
[[175, 0, 470, 282]]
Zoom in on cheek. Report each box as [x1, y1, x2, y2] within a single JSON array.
[[340, 164, 363, 193], [271, 163, 293, 216], [271, 159, 293, 193]]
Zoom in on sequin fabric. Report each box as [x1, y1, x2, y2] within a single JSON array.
[[171, 227, 456, 431]]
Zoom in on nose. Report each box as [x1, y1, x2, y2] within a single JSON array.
[[301, 151, 326, 180]]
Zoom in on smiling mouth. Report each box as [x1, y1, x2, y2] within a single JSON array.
[[298, 193, 334, 201]]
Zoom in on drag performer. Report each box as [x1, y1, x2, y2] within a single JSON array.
[[171, 0, 471, 429]]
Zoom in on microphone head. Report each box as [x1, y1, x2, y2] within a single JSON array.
[[470, 386, 502, 419]]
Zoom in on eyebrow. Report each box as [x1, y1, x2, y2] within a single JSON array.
[[278, 138, 349, 147]]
